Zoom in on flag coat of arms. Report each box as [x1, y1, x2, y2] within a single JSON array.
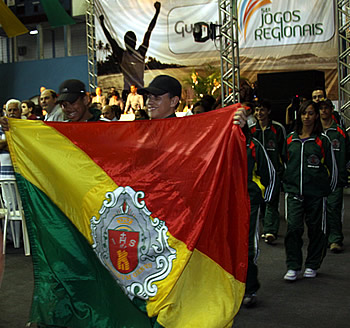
[[7, 105, 250, 328]]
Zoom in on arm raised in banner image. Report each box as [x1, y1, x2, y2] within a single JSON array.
[[99, 14, 124, 64], [139, 2, 161, 57]]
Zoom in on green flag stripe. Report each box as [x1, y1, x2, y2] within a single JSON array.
[[16, 173, 153, 328]]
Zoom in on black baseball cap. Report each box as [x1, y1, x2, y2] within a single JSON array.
[[139, 75, 182, 98], [57, 79, 86, 103]]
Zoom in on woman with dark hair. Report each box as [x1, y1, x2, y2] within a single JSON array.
[[21, 100, 38, 120], [294, 100, 324, 136], [282, 100, 337, 281]]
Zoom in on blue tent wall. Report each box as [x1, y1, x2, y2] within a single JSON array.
[[0, 55, 89, 105]]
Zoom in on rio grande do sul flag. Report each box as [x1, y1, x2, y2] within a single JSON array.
[[7, 105, 249, 328]]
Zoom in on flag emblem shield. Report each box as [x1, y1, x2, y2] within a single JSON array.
[[91, 186, 177, 300], [109, 230, 139, 274]]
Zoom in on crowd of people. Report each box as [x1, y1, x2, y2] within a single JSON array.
[[0, 82, 152, 125], [0, 75, 349, 318], [239, 87, 349, 308]]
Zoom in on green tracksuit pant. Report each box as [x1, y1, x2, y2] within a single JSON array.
[[246, 203, 260, 295], [285, 193, 328, 271], [262, 191, 280, 236], [327, 186, 344, 245]]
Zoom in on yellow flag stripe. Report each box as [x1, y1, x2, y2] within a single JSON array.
[[7, 119, 115, 243], [151, 248, 245, 328], [147, 236, 191, 312]]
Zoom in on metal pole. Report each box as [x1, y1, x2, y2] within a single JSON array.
[[64, 25, 72, 57], [37, 24, 44, 60], [218, 0, 240, 107], [86, 0, 98, 92], [337, 0, 350, 129]]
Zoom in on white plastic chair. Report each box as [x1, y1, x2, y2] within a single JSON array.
[[0, 180, 30, 256]]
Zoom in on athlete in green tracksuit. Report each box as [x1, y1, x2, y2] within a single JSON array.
[[319, 99, 350, 253], [250, 100, 285, 244], [243, 134, 277, 306], [282, 100, 337, 281]]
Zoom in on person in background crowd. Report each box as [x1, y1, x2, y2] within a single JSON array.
[[101, 105, 119, 121], [311, 87, 345, 129], [0, 99, 22, 179], [107, 86, 116, 103], [134, 109, 149, 120], [33, 104, 44, 120], [57, 79, 101, 122], [250, 99, 286, 245], [40, 89, 65, 122], [0, 100, 23, 247], [283, 100, 337, 281], [125, 85, 144, 114], [192, 95, 216, 115], [99, 2, 161, 102], [109, 89, 125, 112], [0, 82, 101, 130], [21, 100, 38, 120], [92, 87, 107, 107], [192, 101, 206, 115], [319, 99, 350, 253], [311, 87, 326, 103]]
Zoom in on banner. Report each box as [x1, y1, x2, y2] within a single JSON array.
[[238, 0, 335, 47], [7, 106, 250, 328], [95, 0, 337, 100]]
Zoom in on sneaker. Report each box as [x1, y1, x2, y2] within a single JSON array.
[[261, 233, 266, 239], [330, 243, 344, 253], [243, 293, 257, 307], [303, 268, 317, 278], [284, 269, 301, 281], [264, 233, 276, 244]]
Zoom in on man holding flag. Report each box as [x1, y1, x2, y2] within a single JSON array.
[[139, 74, 247, 125]]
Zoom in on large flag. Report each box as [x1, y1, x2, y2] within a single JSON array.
[[7, 105, 249, 328]]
